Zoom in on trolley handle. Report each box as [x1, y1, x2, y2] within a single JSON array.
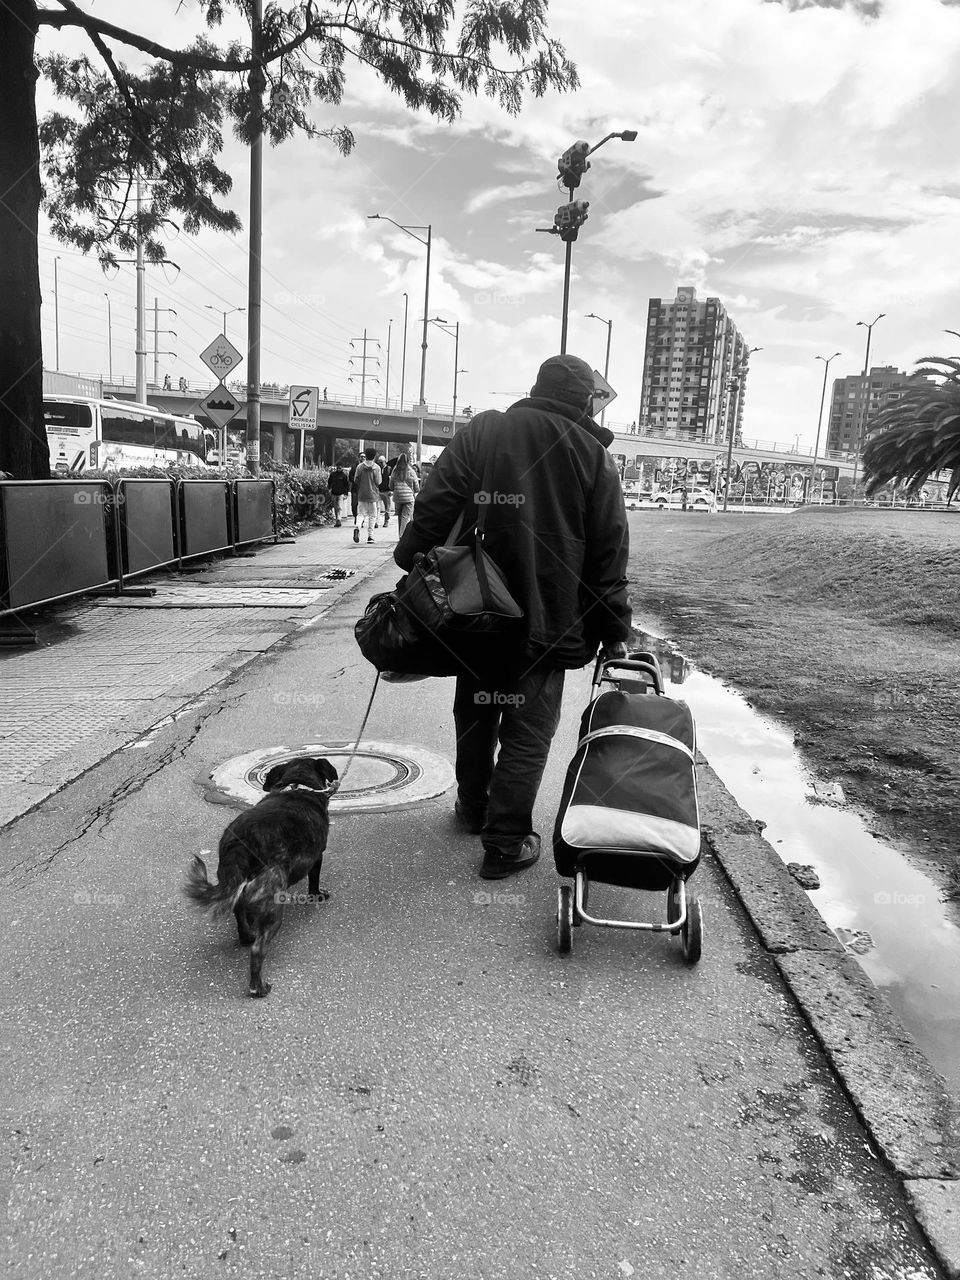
[[591, 650, 664, 694]]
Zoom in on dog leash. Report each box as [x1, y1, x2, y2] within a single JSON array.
[[338, 670, 381, 787]]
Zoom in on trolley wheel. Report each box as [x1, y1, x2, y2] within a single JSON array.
[[681, 895, 703, 964], [557, 884, 574, 954], [667, 880, 683, 931]]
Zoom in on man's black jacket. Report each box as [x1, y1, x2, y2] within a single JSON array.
[[394, 397, 631, 670]]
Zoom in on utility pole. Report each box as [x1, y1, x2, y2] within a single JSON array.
[[152, 298, 177, 387], [400, 292, 409, 412], [850, 313, 885, 499], [385, 319, 392, 407], [245, 0, 264, 475], [348, 330, 381, 406], [135, 178, 146, 402]]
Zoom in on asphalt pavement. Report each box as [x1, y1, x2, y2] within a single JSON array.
[[1, 517, 959, 1280]]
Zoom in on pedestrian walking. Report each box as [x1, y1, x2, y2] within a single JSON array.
[[352, 448, 382, 543], [376, 455, 392, 527], [388, 452, 420, 536], [394, 354, 631, 880], [327, 462, 351, 527]]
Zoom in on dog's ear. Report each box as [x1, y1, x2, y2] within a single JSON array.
[[317, 757, 339, 785], [262, 763, 287, 791]]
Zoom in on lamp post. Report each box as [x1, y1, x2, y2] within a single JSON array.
[[53, 256, 61, 371], [545, 130, 636, 353], [585, 312, 612, 426], [103, 292, 112, 382], [811, 352, 841, 504], [384, 318, 392, 407], [206, 304, 245, 338], [428, 317, 460, 433], [850, 312, 886, 500], [721, 346, 762, 513], [369, 215, 432, 462], [400, 292, 409, 412]]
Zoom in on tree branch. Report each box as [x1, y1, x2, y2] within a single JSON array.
[[40, 0, 326, 73]]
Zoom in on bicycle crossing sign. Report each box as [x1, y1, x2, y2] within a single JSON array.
[[200, 335, 243, 378], [289, 385, 319, 431]]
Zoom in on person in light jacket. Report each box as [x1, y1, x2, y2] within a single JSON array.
[[352, 448, 382, 543], [388, 452, 420, 536]]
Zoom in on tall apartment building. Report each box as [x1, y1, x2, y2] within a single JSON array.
[[638, 285, 749, 443], [826, 366, 917, 455]]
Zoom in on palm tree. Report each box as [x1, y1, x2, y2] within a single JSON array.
[[862, 342, 960, 502]]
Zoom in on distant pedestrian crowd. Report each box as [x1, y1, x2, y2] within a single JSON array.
[[326, 450, 422, 540]]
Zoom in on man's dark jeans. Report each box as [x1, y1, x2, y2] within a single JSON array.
[[453, 665, 565, 855]]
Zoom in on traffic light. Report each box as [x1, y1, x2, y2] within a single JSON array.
[[558, 140, 591, 190], [553, 200, 589, 242]]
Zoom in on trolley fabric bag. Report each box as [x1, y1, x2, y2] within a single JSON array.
[[553, 688, 701, 889]]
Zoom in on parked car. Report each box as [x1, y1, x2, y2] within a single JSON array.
[[652, 486, 716, 511]]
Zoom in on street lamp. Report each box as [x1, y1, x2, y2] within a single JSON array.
[[400, 291, 409, 412], [104, 292, 113, 382], [585, 312, 612, 426], [206, 304, 245, 338], [53, 256, 61, 371], [428, 317, 461, 433], [850, 312, 886, 499], [369, 215, 432, 462], [811, 352, 841, 505], [721, 346, 762, 513], [540, 130, 636, 354]]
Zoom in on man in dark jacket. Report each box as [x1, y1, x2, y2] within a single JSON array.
[[395, 354, 631, 880]]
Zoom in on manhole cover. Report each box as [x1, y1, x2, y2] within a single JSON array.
[[205, 740, 454, 813]]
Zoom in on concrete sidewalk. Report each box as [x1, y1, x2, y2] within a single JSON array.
[[1, 520, 959, 1278]]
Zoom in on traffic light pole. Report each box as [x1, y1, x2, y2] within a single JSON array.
[[560, 237, 573, 355]]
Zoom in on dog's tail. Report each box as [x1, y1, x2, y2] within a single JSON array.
[[183, 853, 286, 918], [183, 853, 247, 919]]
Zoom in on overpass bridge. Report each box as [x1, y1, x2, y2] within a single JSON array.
[[45, 371, 855, 491]]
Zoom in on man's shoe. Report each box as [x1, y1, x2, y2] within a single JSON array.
[[335, 520, 342, 527], [480, 833, 541, 880], [368, 536, 375, 543], [454, 800, 486, 834], [353, 528, 360, 543]]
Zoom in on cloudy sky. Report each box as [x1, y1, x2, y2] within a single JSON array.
[[37, 0, 960, 448]]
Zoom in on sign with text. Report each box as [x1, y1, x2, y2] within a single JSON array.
[[289, 385, 320, 431], [200, 335, 243, 379]]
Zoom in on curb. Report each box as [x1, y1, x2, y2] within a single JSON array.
[[698, 761, 960, 1277]]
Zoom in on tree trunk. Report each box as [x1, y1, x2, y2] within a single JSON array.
[[0, 0, 48, 480]]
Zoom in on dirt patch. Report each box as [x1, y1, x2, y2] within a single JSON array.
[[626, 506, 960, 895]]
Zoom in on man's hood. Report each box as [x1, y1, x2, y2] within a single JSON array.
[[506, 396, 615, 449]]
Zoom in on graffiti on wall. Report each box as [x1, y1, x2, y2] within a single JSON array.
[[628, 455, 840, 503]]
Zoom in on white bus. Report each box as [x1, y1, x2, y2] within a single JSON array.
[[43, 395, 210, 474]]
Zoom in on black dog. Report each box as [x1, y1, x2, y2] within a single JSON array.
[[185, 756, 338, 997]]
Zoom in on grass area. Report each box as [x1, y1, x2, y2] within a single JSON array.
[[626, 507, 960, 888]]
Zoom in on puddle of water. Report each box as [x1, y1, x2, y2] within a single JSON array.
[[632, 632, 960, 1099]]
